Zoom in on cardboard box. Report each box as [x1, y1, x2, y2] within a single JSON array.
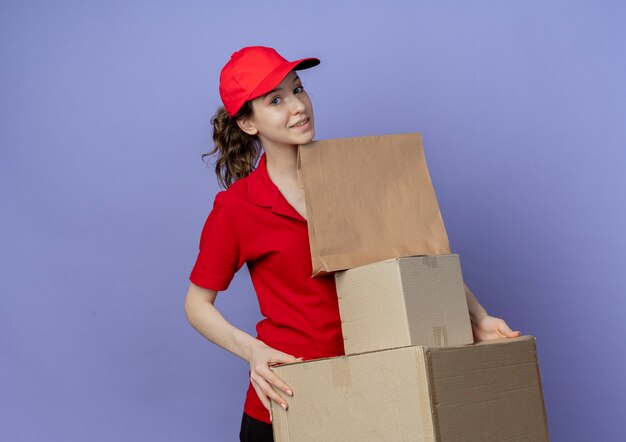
[[271, 336, 549, 442], [335, 254, 474, 354]]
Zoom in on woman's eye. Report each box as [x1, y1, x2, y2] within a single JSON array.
[[270, 96, 281, 105], [294, 85, 304, 94]]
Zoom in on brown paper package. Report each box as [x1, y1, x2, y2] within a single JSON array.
[[297, 132, 450, 276]]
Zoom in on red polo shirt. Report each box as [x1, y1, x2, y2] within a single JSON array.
[[190, 152, 345, 424]]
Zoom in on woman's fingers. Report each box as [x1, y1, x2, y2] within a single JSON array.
[[263, 363, 295, 397], [248, 345, 305, 420], [473, 316, 521, 341], [250, 377, 273, 422], [497, 319, 521, 338], [250, 368, 289, 411], [261, 352, 301, 396]]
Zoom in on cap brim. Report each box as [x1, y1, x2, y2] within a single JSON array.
[[247, 57, 320, 103], [293, 57, 320, 70]]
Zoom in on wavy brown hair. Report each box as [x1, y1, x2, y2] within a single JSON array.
[[202, 101, 261, 189]]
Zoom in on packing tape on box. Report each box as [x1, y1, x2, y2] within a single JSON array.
[[421, 255, 439, 268], [433, 325, 449, 347], [330, 356, 352, 389]]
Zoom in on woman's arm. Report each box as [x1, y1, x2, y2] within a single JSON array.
[[464, 282, 521, 341], [184, 282, 300, 420]]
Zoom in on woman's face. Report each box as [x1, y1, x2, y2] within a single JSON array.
[[240, 70, 315, 150]]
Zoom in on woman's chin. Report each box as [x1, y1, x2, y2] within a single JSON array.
[[299, 128, 315, 145]]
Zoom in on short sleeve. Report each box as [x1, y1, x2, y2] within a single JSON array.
[[189, 191, 245, 291]]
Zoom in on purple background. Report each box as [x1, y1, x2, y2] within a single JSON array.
[[2, 1, 625, 441]]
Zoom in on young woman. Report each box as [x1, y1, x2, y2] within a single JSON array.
[[184, 46, 521, 442]]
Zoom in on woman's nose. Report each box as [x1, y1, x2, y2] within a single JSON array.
[[290, 95, 306, 113]]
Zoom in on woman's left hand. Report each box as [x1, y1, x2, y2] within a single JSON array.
[[472, 315, 521, 342]]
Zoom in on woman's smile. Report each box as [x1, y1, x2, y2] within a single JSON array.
[[290, 117, 310, 130]]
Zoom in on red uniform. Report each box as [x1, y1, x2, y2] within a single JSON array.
[[190, 152, 345, 424]]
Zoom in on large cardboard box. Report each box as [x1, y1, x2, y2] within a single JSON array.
[[271, 336, 549, 442], [335, 254, 473, 354]]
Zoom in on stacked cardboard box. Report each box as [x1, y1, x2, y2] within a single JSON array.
[[270, 134, 549, 441], [335, 254, 473, 353], [271, 256, 549, 440]]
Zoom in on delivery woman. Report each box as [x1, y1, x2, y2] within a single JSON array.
[[184, 46, 521, 442]]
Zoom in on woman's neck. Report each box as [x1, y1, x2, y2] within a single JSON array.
[[264, 144, 299, 186]]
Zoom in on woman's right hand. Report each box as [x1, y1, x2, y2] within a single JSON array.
[[248, 342, 302, 421], [183, 283, 302, 421]]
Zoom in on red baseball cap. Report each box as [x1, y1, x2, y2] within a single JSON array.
[[219, 46, 320, 117]]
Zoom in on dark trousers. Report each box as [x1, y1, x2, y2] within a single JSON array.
[[239, 412, 274, 442]]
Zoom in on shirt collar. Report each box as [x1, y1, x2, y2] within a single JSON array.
[[248, 152, 306, 222]]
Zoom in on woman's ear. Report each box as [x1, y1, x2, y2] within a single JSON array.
[[237, 117, 258, 136]]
